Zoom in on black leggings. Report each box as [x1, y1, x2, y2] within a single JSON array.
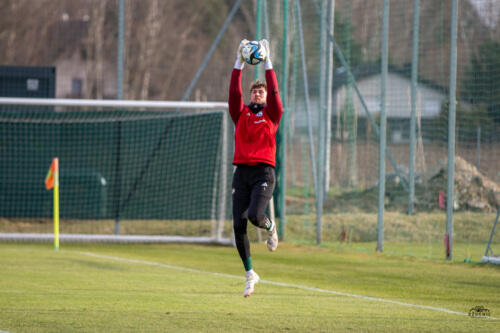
[[232, 164, 275, 262]]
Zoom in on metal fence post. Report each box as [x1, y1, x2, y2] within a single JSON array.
[[408, 0, 420, 215], [296, 0, 321, 244], [114, 0, 125, 235], [446, 0, 459, 260], [277, 0, 289, 240], [254, 0, 262, 82], [377, 0, 390, 253]]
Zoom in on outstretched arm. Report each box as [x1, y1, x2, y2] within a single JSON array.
[[229, 69, 244, 124], [265, 70, 283, 125], [228, 40, 248, 124], [261, 39, 283, 124]]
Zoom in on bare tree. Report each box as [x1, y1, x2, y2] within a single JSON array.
[[85, 0, 107, 99], [5, 0, 18, 63], [140, 0, 160, 100]]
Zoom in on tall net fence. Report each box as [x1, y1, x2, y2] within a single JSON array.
[[0, 0, 499, 259], [265, 0, 500, 260]]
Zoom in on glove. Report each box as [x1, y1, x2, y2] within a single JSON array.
[[234, 39, 249, 70], [260, 39, 272, 70]]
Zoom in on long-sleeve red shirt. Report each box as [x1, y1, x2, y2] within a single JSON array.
[[228, 68, 283, 167]]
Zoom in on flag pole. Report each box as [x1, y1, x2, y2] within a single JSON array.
[[53, 158, 59, 251], [45, 157, 60, 251]]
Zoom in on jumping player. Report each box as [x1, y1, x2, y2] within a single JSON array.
[[228, 39, 283, 297]]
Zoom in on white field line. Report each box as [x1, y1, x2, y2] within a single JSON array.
[[78, 251, 498, 320]]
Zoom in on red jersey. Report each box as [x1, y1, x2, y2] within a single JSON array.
[[228, 68, 283, 167]]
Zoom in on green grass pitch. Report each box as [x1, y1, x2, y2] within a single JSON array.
[[0, 242, 498, 332]]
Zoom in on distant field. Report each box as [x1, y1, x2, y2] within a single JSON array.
[[285, 211, 499, 262], [0, 242, 498, 332], [1, 211, 497, 263]]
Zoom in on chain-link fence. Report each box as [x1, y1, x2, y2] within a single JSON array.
[[271, 0, 499, 261]]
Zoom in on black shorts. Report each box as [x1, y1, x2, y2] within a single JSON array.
[[232, 164, 275, 228]]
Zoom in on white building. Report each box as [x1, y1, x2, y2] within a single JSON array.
[[291, 65, 452, 143]]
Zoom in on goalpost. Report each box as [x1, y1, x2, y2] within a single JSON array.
[[481, 206, 500, 265], [0, 97, 233, 245]]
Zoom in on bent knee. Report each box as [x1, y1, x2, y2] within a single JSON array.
[[248, 214, 265, 227]]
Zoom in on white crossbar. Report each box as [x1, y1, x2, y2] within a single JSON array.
[[0, 97, 228, 109]]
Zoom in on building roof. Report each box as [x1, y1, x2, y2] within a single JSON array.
[[332, 63, 448, 96]]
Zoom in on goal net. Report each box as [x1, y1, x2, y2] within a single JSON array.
[[0, 98, 233, 245]]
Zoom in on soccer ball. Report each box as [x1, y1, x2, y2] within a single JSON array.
[[241, 41, 267, 65]]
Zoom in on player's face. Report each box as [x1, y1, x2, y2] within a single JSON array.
[[250, 87, 267, 104]]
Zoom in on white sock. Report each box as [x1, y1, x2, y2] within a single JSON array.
[[266, 219, 274, 231], [246, 269, 255, 277]]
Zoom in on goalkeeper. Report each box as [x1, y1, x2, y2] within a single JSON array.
[[228, 39, 283, 297]]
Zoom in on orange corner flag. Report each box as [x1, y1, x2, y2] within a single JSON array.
[[45, 158, 59, 190]]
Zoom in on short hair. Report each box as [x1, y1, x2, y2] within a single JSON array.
[[250, 80, 267, 92]]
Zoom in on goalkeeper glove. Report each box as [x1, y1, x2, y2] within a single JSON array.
[[260, 39, 272, 70], [234, 39, 249, 70]]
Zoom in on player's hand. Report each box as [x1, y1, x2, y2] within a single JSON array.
[[237, 39, 249, 62], [260, 39, 270, 62]]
